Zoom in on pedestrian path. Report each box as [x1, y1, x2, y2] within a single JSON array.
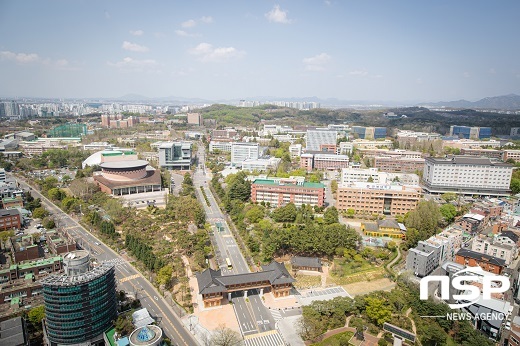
[[104, 258, 127, 266], [244, 330, 285, 346]]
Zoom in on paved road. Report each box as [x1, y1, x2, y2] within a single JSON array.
[[192, 146, 282, 345], [12, 174, 198, 346]]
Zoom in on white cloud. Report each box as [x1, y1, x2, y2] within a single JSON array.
[[303, 53, 330, 71], [130, 30, 144, 36], [0, 50, 39, 63], [348, 69, 369, 76], [265, 5, 292, 24], [108, 57, 159, 72], [122, 41, 149, 52], [175, 30, 199, 38], [200, 16, 213, 23], [182, 19, 197, 28], [189, 42, 245, 63]]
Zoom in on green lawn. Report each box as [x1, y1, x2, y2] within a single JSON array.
[[310, 331, 355, 346]]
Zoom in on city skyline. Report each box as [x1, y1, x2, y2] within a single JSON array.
[[1, 1, 520, 102]]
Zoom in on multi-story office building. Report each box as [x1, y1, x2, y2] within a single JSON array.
[[396, 130, 441, 146], [212, 128, 238, 139], [460, 148, 503, 160], [231, 142, 259, 167], [422, 156, 513, 196], [338, 141, 354, 155], [373, 156, 425, 173], [450, 125, 492, 139], [209, 141, 233, 153], [158, 142, 192, 170], [341, 167, 380, 184], [187, 112, 202, 125], [352, 139, 393, 149], [336, 183, 422, 215], [313, 154, 349, 170], [251, 177, 325, 207], [511, 127, 520, 138], [442, 139, 502, 149], [300, 153, 314, 172], [352, 126, 387, 139], [305, 129, 338, 152], [42, 250, 117, 346], [503, 150, 520, 162], [241, 157, 281, 172], [288, 144, 302, 158]]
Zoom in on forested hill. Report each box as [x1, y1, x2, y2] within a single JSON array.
[[199, 104, 519, 135]]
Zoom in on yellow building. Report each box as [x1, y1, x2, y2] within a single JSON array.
[[361, 219, 406, 239]]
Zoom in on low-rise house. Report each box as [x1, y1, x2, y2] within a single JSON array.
[[361, 219, 406, 240], [290, 256, 322, 272], [455, 248, 506, 275]]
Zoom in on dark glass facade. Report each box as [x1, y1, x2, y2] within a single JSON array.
[[42, 264, 117, 345]]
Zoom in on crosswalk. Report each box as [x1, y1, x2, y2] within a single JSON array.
[[269, 309, 283, 322], [104, 258, 127, 267], [119, 274, 139, 283], [244, 330, 285, 346]]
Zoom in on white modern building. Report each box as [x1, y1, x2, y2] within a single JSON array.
[[241, 157, 281, 172], [306, 129, 338, 151], [158, 142, 192, 170], [231, 142, 260, 167], [341, 167, 380, 184], [288, 144, 302, 158], [338, 141, 354, 155], [0, 168, 5, 183], [422, 156, 514, 196], [352, 139, 393, 149], [209, 141, 233, 153]]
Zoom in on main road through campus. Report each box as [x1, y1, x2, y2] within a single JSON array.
[[12, 174, 198, 346], [193, 147, 280, 343]]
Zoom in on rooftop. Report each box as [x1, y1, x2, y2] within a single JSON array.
[[291, 256, 322, 268], [426, 156, 512, 167], [252, 179, 324, 188], [456, 248, 506, 267], [100, 159, 149, 170]]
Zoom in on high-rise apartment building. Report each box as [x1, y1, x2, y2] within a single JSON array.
[[422, 156, 513, 196], [42, 250, 117, 345], [187, 112, 202, 125], [158, 142, 192, 170]]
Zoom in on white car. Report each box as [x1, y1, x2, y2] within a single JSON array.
[[506, 321, 511, 330]]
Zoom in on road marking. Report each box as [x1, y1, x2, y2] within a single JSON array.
[[119, 274, 139, 283], [127, 281, 189, 346]]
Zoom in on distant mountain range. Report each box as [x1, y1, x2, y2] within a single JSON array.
[[93, 93, 520, 111], [420, 94, 520, 110]]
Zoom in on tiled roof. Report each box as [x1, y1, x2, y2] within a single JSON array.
[[290, 256, 322, 268]]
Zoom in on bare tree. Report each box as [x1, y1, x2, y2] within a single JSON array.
[[210, 324, 243, 346]]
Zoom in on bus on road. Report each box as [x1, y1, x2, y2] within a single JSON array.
[[226, 258, 232, 269]]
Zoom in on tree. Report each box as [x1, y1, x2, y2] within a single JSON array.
[[346, 208, 355, 218], [404, 200, 442, 238], [330, 180, 338, 194], [323, 206, 339, 225], [0, 230, 14, 250], [157, 265, 173, 287], [364, 297, 392, 326], [271, 203, 297, 223], [28, 306, 45, 330], [440, 192, 457, 202], [42, 217, 55, 229], [440, 203, 457, 223], [114, 315, 134, 336], [211, 325, 243, 346], [32, 207, 49, 220], [48, 188, 66, 201]]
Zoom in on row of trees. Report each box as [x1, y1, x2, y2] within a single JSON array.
[[125, 234, 165, 272]]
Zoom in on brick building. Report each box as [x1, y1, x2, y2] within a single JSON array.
[[336, 183, 422, 216], [454, 248, 506, 275], [251, 177, 325, 207]]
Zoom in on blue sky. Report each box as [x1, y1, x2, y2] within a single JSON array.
[[1, 1, 519, 102]]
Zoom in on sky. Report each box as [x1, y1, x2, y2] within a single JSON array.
[[1, 1, 519, 102]]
